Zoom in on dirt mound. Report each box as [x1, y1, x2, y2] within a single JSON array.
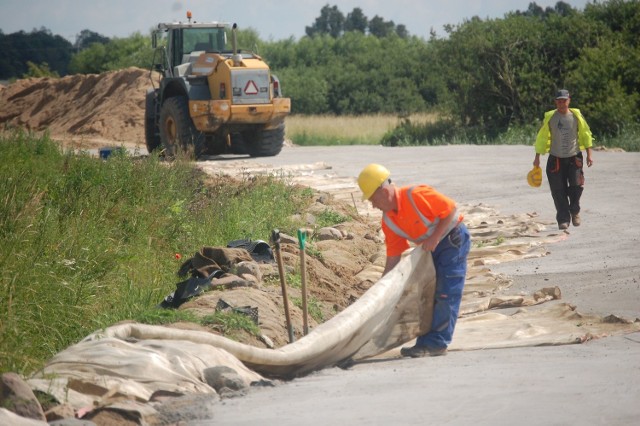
[[0, 67, 154, 147], [178, 201, 384, 348]]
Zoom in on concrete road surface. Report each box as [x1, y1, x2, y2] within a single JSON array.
[[196, 144, 639, 426]]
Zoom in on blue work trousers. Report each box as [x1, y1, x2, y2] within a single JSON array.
[[416, 222, 470, 349]]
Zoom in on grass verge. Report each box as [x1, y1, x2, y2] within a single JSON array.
[[0, 130, 311, 375]]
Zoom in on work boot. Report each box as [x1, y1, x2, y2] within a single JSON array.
[[400, 345, 448, 358], [571, 213, 581, 226], [558, 222, 569, 230]]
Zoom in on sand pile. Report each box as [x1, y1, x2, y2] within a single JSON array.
[[0, 67, 155, 146]]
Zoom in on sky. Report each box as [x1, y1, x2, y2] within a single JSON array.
[[1, 0, 593, 43]]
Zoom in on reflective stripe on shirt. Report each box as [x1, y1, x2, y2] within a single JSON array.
[[383, 186, 459, 244]]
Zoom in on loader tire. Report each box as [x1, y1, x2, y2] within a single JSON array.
[[159, 96, 205, 158], [241, 123, 285, 157], [144, 89, 161, 154]]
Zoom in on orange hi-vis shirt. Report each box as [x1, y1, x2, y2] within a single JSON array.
[[382, 185, 463, 257]]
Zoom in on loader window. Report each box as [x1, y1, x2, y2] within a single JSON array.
[[194, 41, 212, 52], [183, 28, 226, 54]]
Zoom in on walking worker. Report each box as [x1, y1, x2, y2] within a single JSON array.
[[533, 89, 594, 230], [357, 164, 471, 357]]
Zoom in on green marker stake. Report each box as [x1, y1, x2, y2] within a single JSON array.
[[297, 229, 309, 335]]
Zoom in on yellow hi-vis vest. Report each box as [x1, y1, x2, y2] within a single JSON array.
[[534, 108, 594, 155]]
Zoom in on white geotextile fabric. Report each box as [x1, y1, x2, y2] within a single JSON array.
[[29, 248, 436, 407], [454, 303, 610, 349], [376, 302, 640, 360], [28, 337, 264, 406]]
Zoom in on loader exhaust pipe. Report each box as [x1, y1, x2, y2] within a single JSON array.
[[232, 23, 242, 66]]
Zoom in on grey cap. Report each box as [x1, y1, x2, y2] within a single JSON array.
[[555, 89, 570, 99]]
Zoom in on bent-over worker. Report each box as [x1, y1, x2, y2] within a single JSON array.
[[357, 164, 470, 357]]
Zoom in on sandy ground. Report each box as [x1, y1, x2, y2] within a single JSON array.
[[198, 144, 640, 426]]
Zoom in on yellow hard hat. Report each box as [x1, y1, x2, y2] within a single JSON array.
[[358, 163, 391, 200], [527, 166, 542, 187]]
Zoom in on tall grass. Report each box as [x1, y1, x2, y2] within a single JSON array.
[[0, 130, 311, 375], [595, 122, 640, 152], [287, 114, 640, 152], [285, 113, 438, 146]]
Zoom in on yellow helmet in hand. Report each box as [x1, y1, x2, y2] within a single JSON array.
[[358, 163, 391, 200], [527, 166, 542, 187]]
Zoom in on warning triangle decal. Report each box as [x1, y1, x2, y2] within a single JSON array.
[[244, 80, 259, 95]]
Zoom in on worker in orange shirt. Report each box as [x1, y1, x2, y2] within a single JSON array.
[[358, 163, 471, 357]]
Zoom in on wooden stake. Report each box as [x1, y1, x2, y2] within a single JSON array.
[[271, 229, 294, 343]]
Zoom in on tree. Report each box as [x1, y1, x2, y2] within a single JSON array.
[[513, 1, 577, 18], [345, 8, 368, 33], [68, 33, 152, 74], [305, 4, 345, 38], [396, 24, 409, 39], [232, 27, 263, 54], [584, 0, 640, 45], [567, 39, 639, 136], [524, 2, 545, 17], [74, 30, 110, 51], [22, 61, 59, 78], [431, 8, 615, 134], [0, 28, 73, 79], [305, 5, 409, 39], [553, 1, 577, 17], [68, 42, 107, 74], [433, 16, 547, 130], [368, 16, 395, 38], [277, 68, 330, 114]]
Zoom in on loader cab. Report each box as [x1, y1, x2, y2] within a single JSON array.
[[153, 22, 228, 70], [170, 27, 228, 67]]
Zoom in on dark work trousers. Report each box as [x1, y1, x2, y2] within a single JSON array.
[[546, 152, 585, 225]]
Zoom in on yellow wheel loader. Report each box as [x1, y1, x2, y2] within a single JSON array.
[[146, 11, 291, 158]]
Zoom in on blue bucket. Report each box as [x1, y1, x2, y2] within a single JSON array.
[[99, 147, 126, 159]]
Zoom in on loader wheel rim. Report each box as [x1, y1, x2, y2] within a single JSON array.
[[165, 116, 178, 145]]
